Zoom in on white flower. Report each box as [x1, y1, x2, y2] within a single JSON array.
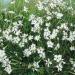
[[12, 37, 20, 44], [62, 31, 68, 40], [0, 50, 5, 61], [70, 46, 75, 51], [23, 6, 28, 12], [55, 55, 65, 72], [21, 34, 28, 43], [0, 49, 12, 74], [54, 43, 60, 50], [57, 13, 63, 19], [46, 16, 52, 20], [10, 1, 15, 4], [37, 47, 44, 54], [50, 29, 59, 39], [68, 31, 75, 42], [70, 58, 75, 72], [15, 30, 21, 36], [47, 41, 54, 48], [52, 0, 63, 4], [56, 63, 63, 71], [18, 20, 23, 26], [36, 1, 44, 10], [37, 47, 45, 58], [13, 22, 18, 26], [33, 61, 39, 71], [28, 35, 33, 40], [12, 26, 18, 33], [36, 17, 43, 25], [34, 35, 40, 41], [22, 34, 28, 38], [3, 28, 11, 40], [54, 12, 63, 19], [54, 55, 62, 62], [4, 65, 12, 74], [29, 15, 43, 33], [8, 11, 15, 14], [23, 49, 32, 57], [44, 27, 51, 39], [45, 58, 52, 67], [73, 64, 75, 68], [30, 43, 36, 53], [19, 42, 25, 48], [60, 23, 69, 30], [4, 19, 10, 22], [31, 17, 43, 26], [31, 19, 38, 25], [45, 23, 51, 27], [25, 0, 29, 3], [22, 38, 28, 43], [39, 52, 45, 59], [29, 14, 35, 21], [49, 3, 56, 8]]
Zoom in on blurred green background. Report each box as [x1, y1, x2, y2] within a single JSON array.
[[0, 0, 75, 9]]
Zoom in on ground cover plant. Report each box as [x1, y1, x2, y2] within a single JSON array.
[[0, 0, 75, 75]]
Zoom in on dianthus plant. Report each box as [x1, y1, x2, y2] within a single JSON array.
[[0, 0, 75, 75]]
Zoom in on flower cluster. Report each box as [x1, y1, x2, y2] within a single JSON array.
[[0, 49, 12, 74]]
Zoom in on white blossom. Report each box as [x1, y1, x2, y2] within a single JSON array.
[[33, 61, 39, 71], [56, 63, 63, 71], [70, 46, 75, 51], [23, 49, 32, 57], [34, 35, 40, 41], [54, 55, 62, 62], [47, 40, 54, 48], [23, 6, 28, 12], [45, 58, 52, 67], [36, 1, 44, 10], [28, 35, 33, 40], [0, 49, 12, 74]]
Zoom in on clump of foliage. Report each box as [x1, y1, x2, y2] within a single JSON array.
[[0, 0, 75, 75]]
